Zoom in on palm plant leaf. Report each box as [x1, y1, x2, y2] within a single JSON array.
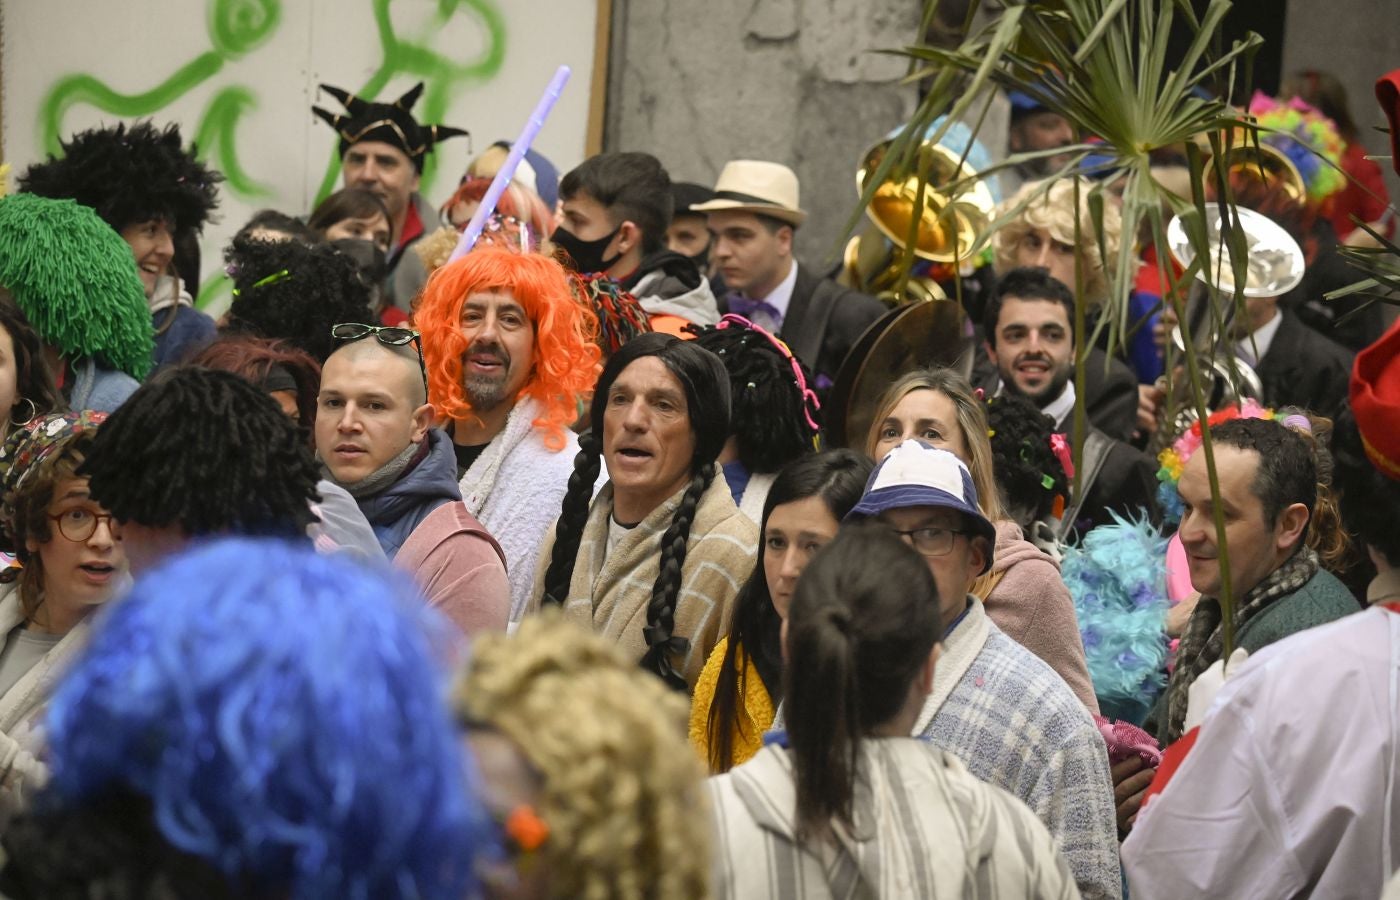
[[851, 0, 1284, 652]]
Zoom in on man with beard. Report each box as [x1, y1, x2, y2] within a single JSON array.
[[316, 325, 508, 637], [983, 267, 1158, 535], [1003, 90, 1078, 195], [313, 82, 468, 311], [416, 249, 602, 621]]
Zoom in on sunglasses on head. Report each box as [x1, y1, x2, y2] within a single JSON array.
[[330, 323, 429, 397]]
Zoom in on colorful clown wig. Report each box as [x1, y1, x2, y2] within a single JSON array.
[[0, 194, 154, 379], [456, 614, 710, 900], [416, 248, 600, 451], [2, 538, 489, 898], [992, 177, 1124, 306], [1247, 92, 1347, 204]]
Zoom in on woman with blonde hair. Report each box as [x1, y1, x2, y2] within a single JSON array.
[[866, 368, 1098, 712], [456, 614, 710, 899]]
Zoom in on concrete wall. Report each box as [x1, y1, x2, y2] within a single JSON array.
[[604, 0, 1400, 268], [603, 0, 922, 266], [1282, 0, 1400, 217]]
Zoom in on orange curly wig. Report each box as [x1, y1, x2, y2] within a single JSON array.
[[417, 248, 600, 451]]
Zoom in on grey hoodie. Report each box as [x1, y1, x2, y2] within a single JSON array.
[[622, 250, 720, 326]]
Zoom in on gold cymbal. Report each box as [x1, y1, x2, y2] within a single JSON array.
[[826, 299, 976, 450]]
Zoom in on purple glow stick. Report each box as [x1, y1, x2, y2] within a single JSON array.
[[448, 65, 572, 262]]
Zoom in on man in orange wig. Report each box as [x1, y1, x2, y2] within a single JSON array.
[[417, 248, 601, 620]]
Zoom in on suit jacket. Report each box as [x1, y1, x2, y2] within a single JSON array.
[[974, 346, 1140, 445], [1066, 418, 1160, 539], [719, 262, 886, 386], [1254, 311, 1354, 421]]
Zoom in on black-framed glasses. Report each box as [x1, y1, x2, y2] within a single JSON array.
[[48, 508, 120, 543], [330, 323, 429, 397], [889, 525, 970, 558]]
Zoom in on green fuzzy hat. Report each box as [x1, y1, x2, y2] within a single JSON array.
[[0, 194, 154, 380]]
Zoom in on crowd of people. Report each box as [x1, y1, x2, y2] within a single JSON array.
[[0, 56, 1393, 899]]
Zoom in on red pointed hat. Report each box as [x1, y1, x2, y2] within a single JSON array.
[[1351, 316, 1400, 480]]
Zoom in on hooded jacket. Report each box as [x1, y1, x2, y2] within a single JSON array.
[[984, 520, 1099, 714], [356, 428, 462, 559], [621, 250, 720, 328]]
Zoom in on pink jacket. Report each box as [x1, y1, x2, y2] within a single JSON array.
[[984, 521, 1099, 714], [395, 502, 509, 636]]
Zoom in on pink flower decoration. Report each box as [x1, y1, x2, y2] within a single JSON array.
[[1050, 433, 1075, 478]]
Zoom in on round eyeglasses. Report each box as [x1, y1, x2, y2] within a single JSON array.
[[48, 508, 120, 543], [888, 525, 970, 558]]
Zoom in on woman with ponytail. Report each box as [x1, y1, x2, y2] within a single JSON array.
[[708, 524, 1078, 898], [531, 332, 758, 691]]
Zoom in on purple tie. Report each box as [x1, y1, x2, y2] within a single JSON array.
[[725, 293, 783, 331]]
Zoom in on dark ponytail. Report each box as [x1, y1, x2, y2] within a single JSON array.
[[705, 450, 873, 773], [784, 523, 940, 840]]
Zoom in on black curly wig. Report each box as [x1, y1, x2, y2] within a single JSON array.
[[688, 321, 819, 473], [18, 121, 221, 234], [223, 235, 374, 361], [0, 791, 249, 899], [78, 367, 320, 539], [984, 391, 1068, 526]]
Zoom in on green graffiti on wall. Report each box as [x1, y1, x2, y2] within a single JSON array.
[[37, 0, 506, 202], [36, 0, 507, 312], [311, 0, 508, 202], [40, 0, 281, 198]]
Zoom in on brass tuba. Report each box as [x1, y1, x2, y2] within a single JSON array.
[[1199, 131, 1308, 205], [1153, 205, 1305, 448], [840, 118, 998, 304]]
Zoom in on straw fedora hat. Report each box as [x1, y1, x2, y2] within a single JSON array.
[[691, 160, 807, 227]]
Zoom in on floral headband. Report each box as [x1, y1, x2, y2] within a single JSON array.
[[1155, 400, 1279, 522], [714, 313, 821, 434]]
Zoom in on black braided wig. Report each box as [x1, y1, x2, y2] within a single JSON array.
[[78, 368, 320, 538], [19, 120, 221, 234], [689, 322, 818, 473], [541, 333, 731, 689], [223, 235, 373, 362]]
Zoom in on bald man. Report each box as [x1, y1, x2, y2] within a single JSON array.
[[317, 333, 509, 635]]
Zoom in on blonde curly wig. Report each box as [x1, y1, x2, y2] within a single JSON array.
[[992, 176, 1124, 306], [455, 614, 710, 900]]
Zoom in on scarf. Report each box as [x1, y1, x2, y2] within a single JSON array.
[[1164, 546, 1319, 742], [457, 398, 541, 516], [323, 441, 422, 500]]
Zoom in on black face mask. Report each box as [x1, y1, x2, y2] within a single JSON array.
[[552, 224, 621, 274], [329, 238, 389, 284]]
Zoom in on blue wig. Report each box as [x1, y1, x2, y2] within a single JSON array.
[[39, 538, 489, 899]]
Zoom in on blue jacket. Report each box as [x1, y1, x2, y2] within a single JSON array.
[[153, 306, 217, 370], [357, 429, 463, 559]]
